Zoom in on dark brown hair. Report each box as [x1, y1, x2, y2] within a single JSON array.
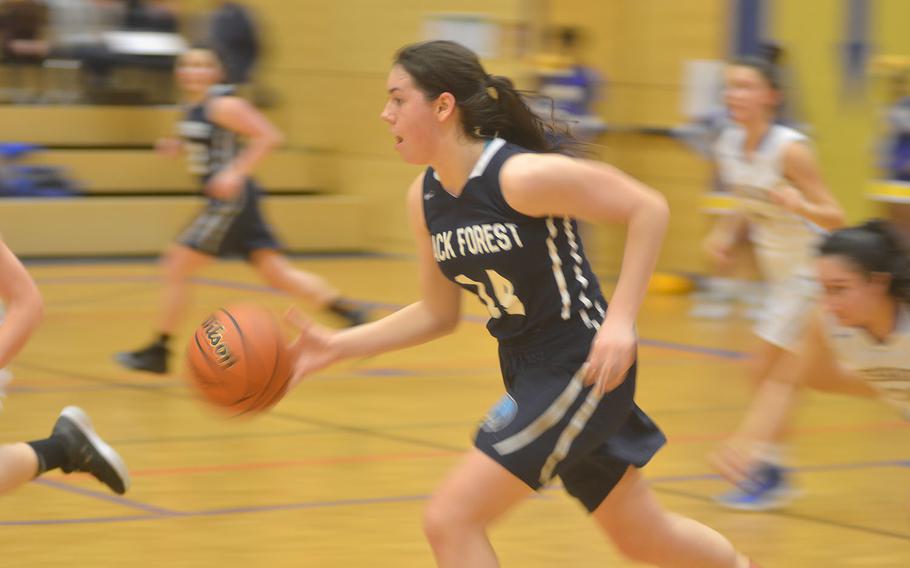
[[394, 40, 570, 153], [819, 219, 910, 303]]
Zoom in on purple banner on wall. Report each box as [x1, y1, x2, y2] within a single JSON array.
[[842, 0, 871, 96]]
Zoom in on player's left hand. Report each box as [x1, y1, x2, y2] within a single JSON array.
[[768, 183, 805, 215], [583, 319, 636, 395], [206, 169, 244, 200], [283, 307, 341, 388]]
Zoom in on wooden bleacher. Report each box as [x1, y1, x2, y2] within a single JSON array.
[[0, 106, 367, 257]]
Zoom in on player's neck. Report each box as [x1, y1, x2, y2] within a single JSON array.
[[865, 300, 900, 344], [430, 138, 487, 197], [742, 119, 772, 154]]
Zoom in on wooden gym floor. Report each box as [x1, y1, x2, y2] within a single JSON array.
[[2, 256, 909, 567]]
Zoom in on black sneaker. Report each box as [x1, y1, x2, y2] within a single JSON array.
[[328, 300, 368, 327], [114, 341, 168, 374], [340, 307, 368, 327], [53, 406, 131, 495]]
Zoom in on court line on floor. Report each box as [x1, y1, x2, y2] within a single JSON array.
[[34, 273, 749, 361], [10, 355, 910, 452], [14, 271, 906, 540], [33, 479, 179, 515], [11, 359, 467, 455], [8, 458, 910, 539], [652, 485, 910, 542]]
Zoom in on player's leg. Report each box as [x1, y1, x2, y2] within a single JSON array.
[[115, 244, 213, 374], [0, 442, 38, 494], [715, 278, 815, 510], [422, 448, 534, 568], [0, 406, 129, 495], [592, 466, 750, 567], [250, 248, 366, 326]]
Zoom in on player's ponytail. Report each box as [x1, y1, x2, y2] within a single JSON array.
[[819, 220, 910, 304], [394, 40, 572, 153]]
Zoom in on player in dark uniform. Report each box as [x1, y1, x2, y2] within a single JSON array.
[[284, 41, 756, 567], [0, 238, 129, 496], [115, 48, 365, 375]]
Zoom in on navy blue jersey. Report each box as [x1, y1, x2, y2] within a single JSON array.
[[423, 138, 606, 342], [178, 85, 241, 180]]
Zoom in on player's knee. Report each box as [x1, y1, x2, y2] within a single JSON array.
[[422, 497, 477, 545], [422, 500, 454, 544], [252, 257, 284, 288], [160, 251, 186, 280]]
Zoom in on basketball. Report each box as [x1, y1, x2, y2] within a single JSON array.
[[185, 304, 293, 416]]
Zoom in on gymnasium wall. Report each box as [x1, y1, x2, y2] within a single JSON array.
[[244, 0, 533, 254], [770, 0, 876, 225], [541, 0, 727, 274], [226, 0, 727, 270], [11, 2, 903, 268]]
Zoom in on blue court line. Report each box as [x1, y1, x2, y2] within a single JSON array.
[[33, 478, 179, 516], [34, 273, 749, 361], [5, 456, 909, 527], [0, 514, 160, 526]]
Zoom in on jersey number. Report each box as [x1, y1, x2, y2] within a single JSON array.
[[455, 270, 526, 319]]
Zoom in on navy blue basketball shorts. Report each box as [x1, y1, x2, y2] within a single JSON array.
[[177, 179, 280, 259], [474, 320, 666, 512]]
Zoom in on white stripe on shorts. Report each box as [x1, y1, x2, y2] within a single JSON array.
[[492, 366, 586, 455], [539, 387, 603, 483]]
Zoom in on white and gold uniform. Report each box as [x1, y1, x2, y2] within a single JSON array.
[[827, 305, 910, 413], [715, 124, 823, 349]]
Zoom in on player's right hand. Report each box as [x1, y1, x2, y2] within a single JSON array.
[[702, 234, 734, 268], [283, 307, 341, 388]]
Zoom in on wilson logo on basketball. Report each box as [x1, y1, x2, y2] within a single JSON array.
[[202, 316, 236, 368]]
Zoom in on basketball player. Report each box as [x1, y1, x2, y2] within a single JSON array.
[[116, 48, 365, 375], [285, 41, 757, 568], [706, 57, 845, 508], [0, 238, 129, 496], [713, 221, 910, 506]]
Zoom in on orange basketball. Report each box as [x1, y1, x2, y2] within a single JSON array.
[[185, 304, 292, 416]]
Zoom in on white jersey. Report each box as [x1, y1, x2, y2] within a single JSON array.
[[827, 305, 910, 412], [715, 124, 821, 283]]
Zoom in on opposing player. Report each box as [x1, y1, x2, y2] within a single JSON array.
[[713, 221, 910, 506], [706, 57, 845, 508]]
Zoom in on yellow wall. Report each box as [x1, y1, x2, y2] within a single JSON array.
[[200, 1, 910, 262], [21, 2, 909, 266], [544, 0, 726, 274], [771, 0, 875, 224], [245, 0, 532, 253], [166, 2, 730, 267]]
